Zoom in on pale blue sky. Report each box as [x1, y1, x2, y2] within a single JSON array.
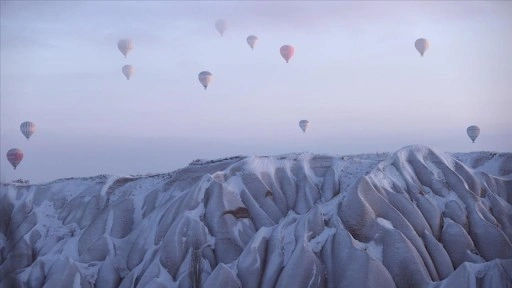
[[1, 1, 511, 183]]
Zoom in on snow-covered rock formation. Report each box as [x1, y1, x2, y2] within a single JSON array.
[[1, 145, 511, 288]]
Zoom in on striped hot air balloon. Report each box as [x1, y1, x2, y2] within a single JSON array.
[[20, 121, 36, 140], [118, 39, 134, 58], [467, 125, 480, 143], [7, 148, 24, 169]]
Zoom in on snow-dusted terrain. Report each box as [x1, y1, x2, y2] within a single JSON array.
[[1, 145, 511, 288]]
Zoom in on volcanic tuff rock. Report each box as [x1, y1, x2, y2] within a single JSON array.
[[1, 145, 511, 287]]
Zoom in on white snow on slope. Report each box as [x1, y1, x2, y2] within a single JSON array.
[[1, 145, 511, 288]]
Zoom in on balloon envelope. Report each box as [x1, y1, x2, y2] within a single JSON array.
[[20, 121, 36, 140], [118, 39, 133, 58], [215, 19, 227, 36], [7, 148, 23, 169], [247, 35, 258, 50], [299, 120, 309, 133], [280, 45, 295, 63], [198, 71, 213, 90], [467, 125, 480, 143], [415, 38, 429, 57], [122, 65, 135, 80]]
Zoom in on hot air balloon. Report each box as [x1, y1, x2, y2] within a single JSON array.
[[415, 38, 429, 57], [118, 39, 133, 58], [247, 35, 258, 50], [467, 125, 480, 143], [215, 19, 227, 37], [280, 45, 295, 63], [122, 65, 135, 80], [198, 71, 213, 90], [299, 120, 309, 133], [20, 121, 36, 140], [7, 148, 23, 170]]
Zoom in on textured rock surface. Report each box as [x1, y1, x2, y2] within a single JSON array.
[[1, 145, 511, 287]]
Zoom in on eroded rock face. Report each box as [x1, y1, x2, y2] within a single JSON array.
[[1, 146, 511, 288]]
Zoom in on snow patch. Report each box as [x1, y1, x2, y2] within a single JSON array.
[[376, 217, 394, 230], [309, 227, 336, 253], [1, 146, 510, 288]]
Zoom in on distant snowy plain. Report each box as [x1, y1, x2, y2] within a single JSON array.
[[1, 145, 511, 288]]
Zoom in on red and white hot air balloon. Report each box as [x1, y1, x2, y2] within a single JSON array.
[[7, 148, 24, 170], [280, 45, 295, 63]]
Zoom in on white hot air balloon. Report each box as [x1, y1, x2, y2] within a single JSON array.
[[198, 71, 213, 90], [467, 125, 480, 143], [247, 35, 258, 50], [7, 148, 23, 170], [118, 39, 133, 58], [299, 120, 309, 133], [20, 121, 36, 140], [415, 38, 429, 57], [122, 65, 135, 80], [215, 19, 227, 37], [280, 45, 295, 63]]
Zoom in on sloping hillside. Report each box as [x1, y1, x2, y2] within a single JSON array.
[[1, 145, 511, 288]]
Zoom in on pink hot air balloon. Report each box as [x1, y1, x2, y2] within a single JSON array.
[[7, 148, 24, 170], [280, 45, 295, 63]]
